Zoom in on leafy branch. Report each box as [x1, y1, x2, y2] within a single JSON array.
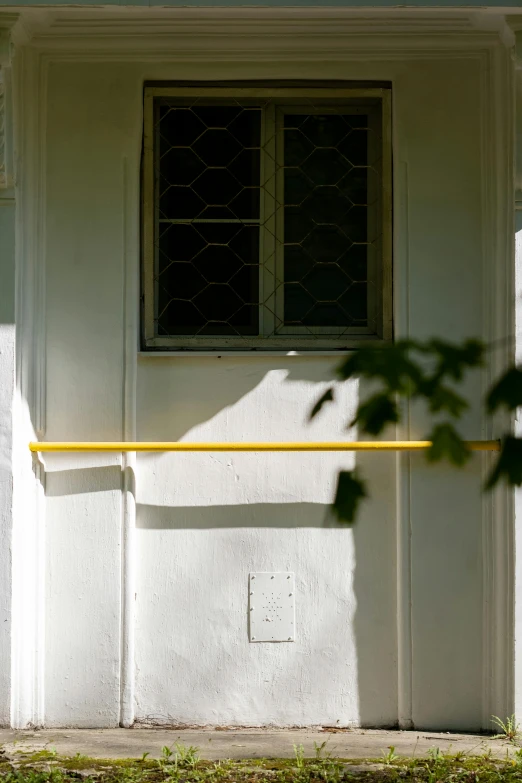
[[310, 338, 520, 523]]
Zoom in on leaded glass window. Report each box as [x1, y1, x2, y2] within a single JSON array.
[[143, 87, 391, 350]]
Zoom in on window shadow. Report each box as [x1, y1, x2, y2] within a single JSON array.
[[43, 359, 398, 729]]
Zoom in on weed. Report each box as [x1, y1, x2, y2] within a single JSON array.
[[293, 745, 305, 770], [174, 744, 199, 769], [382, 747, 399, 765], [3, 745, 522, 783], [313, 742, 329, 761], [492, 716, 520, 743], [160, 748, 173, 764]]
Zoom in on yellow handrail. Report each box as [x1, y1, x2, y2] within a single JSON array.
[[29, 440, 501, 453]]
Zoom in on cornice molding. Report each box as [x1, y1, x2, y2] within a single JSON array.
[[1, 7, 514, 57]]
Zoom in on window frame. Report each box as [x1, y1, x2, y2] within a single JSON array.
[[142, 85, 392, 351]]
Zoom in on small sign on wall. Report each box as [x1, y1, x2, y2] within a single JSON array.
[[249, 572, 295, 642]]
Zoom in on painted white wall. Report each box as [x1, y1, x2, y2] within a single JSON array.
[[515, 213, 522, 721], [0, 203, 14, 726], [43, 61, 127, 721], [36, 48, 494, 730], [396, 61, 485, 728], [514, 41, 522, 724], [135, 361, 397, 727]]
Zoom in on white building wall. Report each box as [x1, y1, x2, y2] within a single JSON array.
[[35, 45, 495, 730], [0, 201, 14, 727], [513, 37, 522, 724], [0, 30, 16, 725], [0, 5, 516, 731]]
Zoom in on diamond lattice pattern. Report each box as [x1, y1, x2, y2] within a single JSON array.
[[154, 99, 381, 339]]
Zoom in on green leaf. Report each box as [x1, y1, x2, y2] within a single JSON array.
[[486, 436, 522, 488], [352, 394, 399, 436], [309, 387, 334, 420], [426, 423, 470, 466], [331, 470, 367, 524], [425, 338, 485, 380], [487, 368, 522, 413], [336, 341, 423, 395], [426, 385, 468, 418]]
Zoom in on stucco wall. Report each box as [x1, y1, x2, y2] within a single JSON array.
[[41, 54, 486, 729], [0, 202, 14, 726]]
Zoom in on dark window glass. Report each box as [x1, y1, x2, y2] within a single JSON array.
[[156, 105, 261, 336], [154, 104, 377, 338], [283, 114, 369, 328]]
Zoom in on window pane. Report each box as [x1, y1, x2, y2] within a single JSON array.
[[157, 223, 259, 336], [283, 113, 370, 329], [155, 104, 261, 336]]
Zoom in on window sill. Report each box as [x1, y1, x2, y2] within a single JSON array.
[[138, 350, 355, 358]]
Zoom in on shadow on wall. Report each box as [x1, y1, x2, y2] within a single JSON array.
[[44, 358, 398, 727], [43, 346, 489, 731], [132, 355, 350, 444], [45, 425, 397, 729], [132, 498, 397, 728]]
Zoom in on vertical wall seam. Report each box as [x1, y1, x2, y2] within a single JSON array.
[[482, 40, 516, 726], [34, 49, 47, 729], [34, 51, 46, 440], [120, 155, 137, 728], [480, 45, 493, 732], [496, 40, 516, 723], [396, 159, 413, 730], [504, 40, 516, 721]]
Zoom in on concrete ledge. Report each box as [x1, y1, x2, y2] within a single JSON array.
[[0, 728, 514, 760]]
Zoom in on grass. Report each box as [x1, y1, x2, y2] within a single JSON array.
[[2, 744, 522, 783]]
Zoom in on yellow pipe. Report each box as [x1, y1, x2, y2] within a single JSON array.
[[29, 440, 501, 453]]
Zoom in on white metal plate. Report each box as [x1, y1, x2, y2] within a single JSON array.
[[249, 572, 295, 642]]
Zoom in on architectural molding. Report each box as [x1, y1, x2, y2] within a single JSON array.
[[1, 7, 515, 59], [10, 42, 48, 729], [0, 23, 15, 191], [120, 156, 138, 729], [515, 32, 522, 198], [0, 68, 7, 189], [480, 40, 516, 725]]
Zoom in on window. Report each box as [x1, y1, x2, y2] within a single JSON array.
[[142, 86, 391, 351]]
